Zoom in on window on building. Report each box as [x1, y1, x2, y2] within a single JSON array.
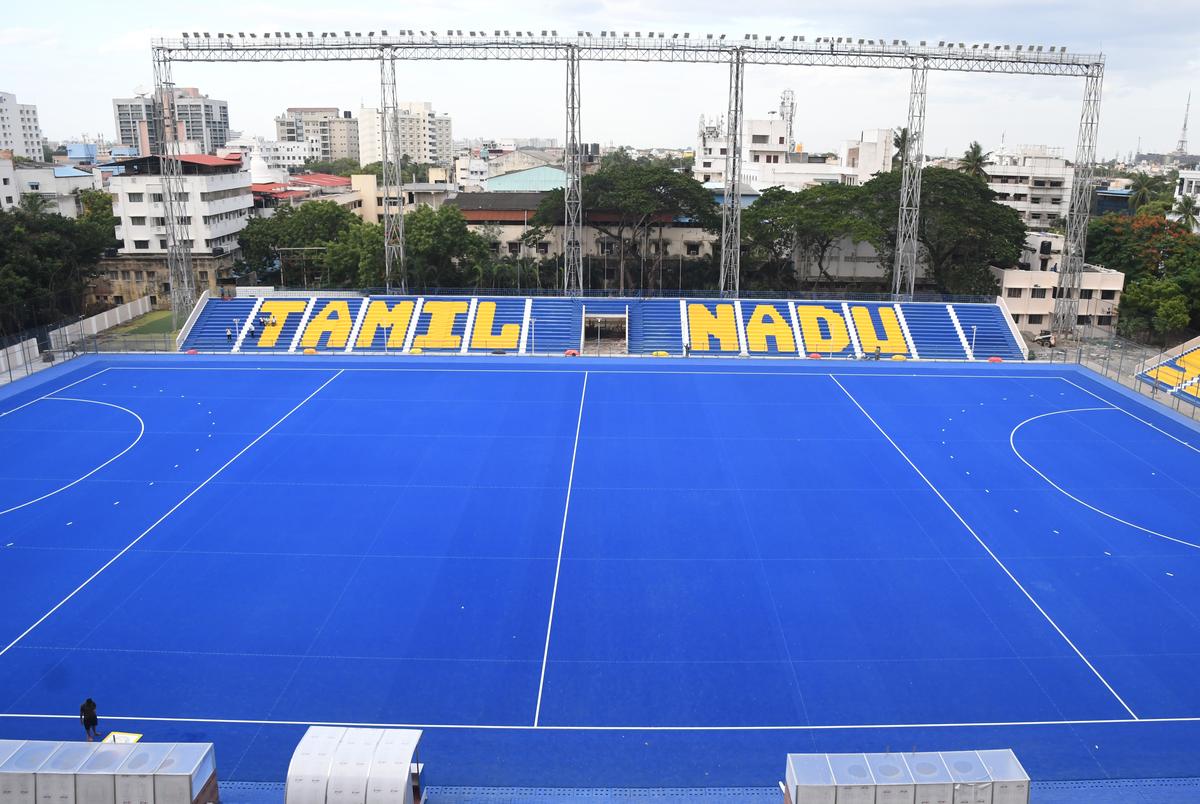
[[1006, 287, 1023, 298], [703, 148, 712, 155], [751, 134, 768, 144], [752, 155, 760, 162], [130, 216, 146, 226], [685, 242, 700, 256], [1011, 314, 1021, 324], [1030, 287, 1047, 299], [1101, 289, 1116, 300], [159, 239, 167, 249], [1, 178, 7, 185], [198, 271, 208, 281], [128, 193, 143, 202], [719, 148, 727, 155], [1097, 315, 1113, 326], [778, 136, 785, 145], [1028, 314, 1044, 325], [702, 161, 711, 168], [487, 241, 499, 254], [702, 174, 710, 182], [1030, 213, 1041, 220], [1079, 288, 1093, 300], [113, 296, 124, 304], [507, 241, 521, 255], [151, 193, 163, 202], [134, 271, 143, 280], [28, 182, 40, 191], [599, 241, 616, 255], [535, 242, 549, 255], [133, 240, 149, 250], [120, 270, 131, 279]]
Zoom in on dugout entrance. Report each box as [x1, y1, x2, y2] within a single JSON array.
[[582, 313, 628, 356]]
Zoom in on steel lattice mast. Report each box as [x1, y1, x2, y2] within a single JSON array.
[[1052, 65, 1103, 336], [150, 51, 197, 328], [379, 52, 405, 292], [892, 60, 928, 299], [153, 31, 1102, 322], [563, 46, 583, 295], [717, 49, 745, 298]]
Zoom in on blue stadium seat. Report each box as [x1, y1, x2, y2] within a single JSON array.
[[898, 303, 969, 360], [950, 304, 1026, 361], [631, 299, 684, 355], [180, 297, 258, 351], [529, 298, 583, 354]]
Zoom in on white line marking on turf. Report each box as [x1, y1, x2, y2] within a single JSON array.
[[829, 375, 1140, 720], [0, 398, 145, 517], [0, 367, 110, 418], [0, 369, 345, 660], [1010, 407, 1200, 551], [1, 711, 1196, 732], [103, 365, 1060, 381], [533, 370, 588, 727], [1058, 377, 1200, 453]]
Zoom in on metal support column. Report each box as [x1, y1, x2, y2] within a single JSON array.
[[380, 50, 406, 293], [718, 48, 745, 298], [1053, 64, 1104, 336], [563, 45, 583, 295], [892, 60, 928, 299], [152, 51, 196, 328]]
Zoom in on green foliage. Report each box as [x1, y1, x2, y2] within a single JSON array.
[[1087, 213, 1200, 337], [18, 193, 49, 214], [402, 204, 490, 289], [1173, 195, 1198, 231], [302, 157, 432, 184], [892, 128, 908, 170], [859, 167, 1021, 295], [742, 184, 875, 291], [0, 206, 110, 330], [301, 157, 362, 177], [77, 189, 119, 243], [958, 141, 992, 180], [533, 154, 718, 292], [1135, 200, 1172, 219], [238, 201, 367, 287]]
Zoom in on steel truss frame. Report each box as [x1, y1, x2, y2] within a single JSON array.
[[153, 33, 1103, 328]]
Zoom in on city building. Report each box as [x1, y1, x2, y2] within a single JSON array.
[[249, 171, 362, 219], [0, 151, 103, 215], [94, 153, 251, 307], [693, 113, 892, 191], [992, 231, 1123, 335], [218, 136, 320, 176], [358, 102, 453, 166], [274, 108, 359, 162], [983, 145, 1072, 227], [0, 91, 45, 161], [1175, 168, 1200, 230], [485, 165, 565, 192], [350, 174, 455, 224], [113, 88, 230, 155]]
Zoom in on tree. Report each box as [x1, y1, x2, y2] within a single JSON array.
[[324, 222, 385, 287], [1174, 194, 1198, 231], [958, 141, 992, 180], [1128, 173, 1157, 211], [402, 204, 491, 290], [859, 167, 1024, 295], [892, 128, 908, 170], [533, 156, 718, 292], [1135, 200, 1172, 219], [742, 184, 874, 291], [1118, 277, 1191, 342], [18, 193, 50, 214], [237, 201, 361, 283]]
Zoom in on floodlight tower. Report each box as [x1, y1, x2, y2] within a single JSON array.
[[780, 89, 796, 156]]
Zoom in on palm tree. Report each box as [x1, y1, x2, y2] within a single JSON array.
[[1173, 194, 1198, 231], [959, 141, 992, 179], [18, 192, 49, 214], [1128, 173, 1156, 211], [892, 128, 909, 170]]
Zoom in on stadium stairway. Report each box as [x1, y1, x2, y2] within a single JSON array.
[[239, 298, 313, 353], [181, 297, 259, 351], [529, 298, 583, 354], [631, 299, 685, 355], [1140, 344, 1200, 398], [899, 303, 970, 360], [950, 303, 1026, 361]]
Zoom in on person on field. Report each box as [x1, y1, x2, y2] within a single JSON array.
[[80, 698, 99, 741]]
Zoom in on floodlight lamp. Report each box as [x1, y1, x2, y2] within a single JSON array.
[[238, 32, 245, 37], [798, 36, 804, 41], [541, 29, 547, 35], [744, 33, 750, 39], [346, 30, 352, 36], [683, 32, 689, 38], [355, 32, 361, 37], [194, 31, 201, 37], [552, 30, 558, 35], [283, 32, 291, 38], [719, 34, 725, 39], [857, 38, 863, 44], [249, 33, 256, 38], [182, 32, 189, 37], [919, 40, 925, 46], [381, 29, 388, 35], [203, 31, 210, 38]]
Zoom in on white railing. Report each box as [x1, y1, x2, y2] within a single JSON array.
[[175, 289, 210, 350]]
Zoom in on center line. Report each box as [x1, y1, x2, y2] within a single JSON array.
[[534, 370, 589, 727], [829, 374, 1139, 720]]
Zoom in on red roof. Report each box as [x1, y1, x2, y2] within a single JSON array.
[[293, 173, 351, 188], [251, 183, 289, 192], [177, 153, 242, 167]]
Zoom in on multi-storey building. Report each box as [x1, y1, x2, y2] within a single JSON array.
[[359, 102, 453, 166], [693, 114, 892, 190], [0, 153, 102, 215], [91, 153, 251, 308], [983, 145, 1073, 227], [218, 136, 320, 175], [1174, 168, 1200, 231], [113, 88, 230, 156], [274, 108, 359, 162], [0, 91, 44, 161]]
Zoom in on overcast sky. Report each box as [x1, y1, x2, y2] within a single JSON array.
[[4, 0, 1197, 159]]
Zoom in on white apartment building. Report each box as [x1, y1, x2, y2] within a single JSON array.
[[693, 114, 893, 190], [218, 136, 319, 175], [0, 158, 102, 216], [0, 91, 44, 161], [113, 88, 230, 155], [109, 154, 251, 257], [1174, 168, 1200, 230], [983, 145, 1072, 227], [274, 108, 359, 162], [359, 102, 453, 166], [0, 157, 14, 208], [994, 231, 1123, 334]]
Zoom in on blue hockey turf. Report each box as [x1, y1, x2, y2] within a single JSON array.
[[2, 355, 1200, 788]]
